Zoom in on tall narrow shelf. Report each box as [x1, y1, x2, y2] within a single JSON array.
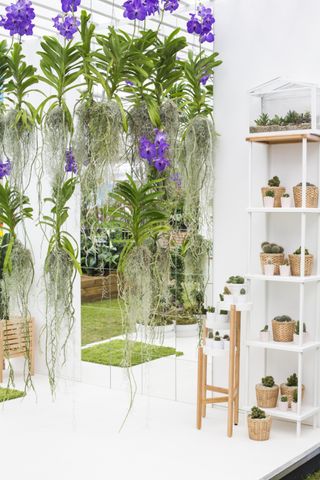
[[245, 131, 320, 436]]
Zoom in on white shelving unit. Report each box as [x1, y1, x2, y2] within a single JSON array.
[[244, 131, 320, 436]]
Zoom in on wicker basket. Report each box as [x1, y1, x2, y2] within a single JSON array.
[[247, 415, 272, 441], [260, 253, 285, 275], [289, 254, 314, 276], [280, 384, 305, 407], [261, 187, 286, 208], [256, 384, 279, 408], [293, 185, 319, 208], [272, 319, 295, 342]]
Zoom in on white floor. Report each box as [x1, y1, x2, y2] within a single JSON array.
[[0, 373, 320, 480]]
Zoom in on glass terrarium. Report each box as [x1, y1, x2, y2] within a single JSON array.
[[249, 77, 320, 135]]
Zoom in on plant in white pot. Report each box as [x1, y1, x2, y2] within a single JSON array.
[[215, 307, 229, 328], [223, 334, 230, 350], [281, 193, 291, 208], [206, 330, 214, 350], [279, 395, 289, 412], [280, 258, 291, 276], [237, 288, 247, 303], [226, 275, 245, 295], [263, 190, 275, 208], [220, 287, 233, 307], [264, 258, 275, 276], [212, 331, 224, 350], [259, 325, 269, 342], [206, 306, 215, 326], [261, 176, 285, 208], [293, 321, 308, 344], [247, 406, 272, 441], [291, 389, 299, 413], [256, 375, 279, 408]]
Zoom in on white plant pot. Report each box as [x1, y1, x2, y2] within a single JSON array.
[[236, 294, 248, 304], [213, 313, 230, 330], [259, 331, 269, 342], [281, 197, 291, 208], [176, 323, 199, 338], [263, 196, 275, 208], [280, 265, 291, 276], [143, 323, 175, 340], [206, 338, 214, 350], [212, 340, 224, 350], [264, 264, 275, 276], [294, 332, 309, 344], [279, 401, 289, 412], [226, 284, 246, 296], [223, 294, 234, 306], [206, 312, 215, 326], [223, 340, 230, 350], [291, 402, 298, 413]]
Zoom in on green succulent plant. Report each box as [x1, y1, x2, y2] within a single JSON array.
[[281, 396, 288, 402], [273, 315, 292, 323], [261, 242, 284, 254], [255, 113, 270, 126], [262, 376, 275, 388], [208, 330, 214, 339], [250, 406, 266, 419], [223, 334, 230, 341], [265, 190, 275, 198], [282, 193, 290, 198], [293, 246, 310, 255], [295, 321, 307, 335], [286, 373, 298, 387], [207, 306, 215, 313], [260, 325, 268, 332], [268, 176, 280, 187], [227, 275, 245, 284], [293, 389, 298, 403], [214, 331, 221, 341], [240, 288, 246, 295]]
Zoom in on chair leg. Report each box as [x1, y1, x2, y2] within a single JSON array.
[[202, 354, 207, 418], [234, 312, 241, 426], [197, 346, 204, 429], [227, 306, 236, 437]]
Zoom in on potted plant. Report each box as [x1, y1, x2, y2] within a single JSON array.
[[215, 307, 230, 328], [279, 396, 289, 412], [263, 190, 275, 208], [212, 331, 224, 350], [291, 389, 299, 413], [281, 193, 291, 208], [219, 287, 233, 307], [223, 334, 230, 350], [256, 375, 279, 408], [247, 406, 271, 441], [293, 321, 308, 344], [293, 182, 319, 208], [226, 275, 245, 295], [237, 288, 247, 303], [206, 330, 214, 350], [260, 242, 285, 275], [289, 247, 314, 276], [176, 314, 199, 338], [264, 258, 275, 276], [206, 306, 215, 325], [280, 373, 305, 407], [261, 176, 286, 208], [272, 315, 296, 342], [279, 258, 291, 276], [259, 325, 269, 342]]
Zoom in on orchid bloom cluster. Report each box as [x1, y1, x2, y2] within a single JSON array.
[[0, 159, 11, 179], [65, 148, 78, 174], [0, 0, 35, 37], [123, 0, 179, 21], [187, 5, 215, 44], [53, 0, 81, 40], [139, 130, 170, 172]]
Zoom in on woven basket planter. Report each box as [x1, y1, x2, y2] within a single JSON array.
[[261, 187, 286, 208], [272, 319, 295, 342], [293, 185, 319, 208], [256, 384, 279, 408], [280, 384, 305, 407], [260, 253, 285, 275], [247, 415, 272, 441], [289, 254, 314, 276]]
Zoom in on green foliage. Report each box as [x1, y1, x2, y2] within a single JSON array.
[[282, 193, 290, 198], [77, 10, 96, 102], [261, 242, 284, 254], [293, 246, 310, 255], [109, 175, 170, 269], [265, 190, 275, 197], [224, 286, 231, 295], [255, 113, 270, 126], [286, 373, 298, 387], [250, 406, 266, 419], [0, 41, 8, 108], [268, 176, 280, 187], [255, 111, 311, 127], [274, 315, 292, 323], [296, 181, 316, 187], [208, 330, 214, 339], [295, 321, 307, 335], [0, 386, 25, 402], [240, 288, 246, 295], [227, 275, 245, 284], [214, 331, 221, 341], [207, 306, 215, 313], [262, 376, 275, 388], [260, 324, 268, 332], [293, 388, 298, 403], [38, 36, 82, 132], [223, 334, 230, 341], [81, 230, 119, 275], [281, 396, 288, 402], [4, 42, 39, 129]]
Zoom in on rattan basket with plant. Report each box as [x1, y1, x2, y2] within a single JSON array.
[[260, 242, 285, 275], [272, 315, 295, 342], [255, 376, 279, 408], [247, 407, 271, 441], [280, 373, 305, 407], [289, 247, 314, 276], [261, 176, 286, 208], [293, 182, 319, 208]]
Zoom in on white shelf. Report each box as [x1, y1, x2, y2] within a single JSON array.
[[246, 130, 320, 144], [247, 207, 320, 214], [246, 274, 320, 283], [204, 347, 228, 357], [217, 301, 252, 312], [247, 339, 320, 353], [244, 405, 320, 422]]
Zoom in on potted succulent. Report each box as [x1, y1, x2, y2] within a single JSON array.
[[293, 181, 319, 208], [279, 258, 291, 277], [264, 258, 275, 276], [261, 176, 286, 208], [259, 325, 269, 342], [289, 247, 314, 276], [212, 331, 224, 350], [219, 287, 233, 307], [279, 396, 289, 412], [247, 406, 272, 441], [293, 321, 308, 344], [206, 306, 215, 326], [215, 307, 230, 328], [263, 190, 275, 208], [256, 375, 279, 408], [291, 389, 299, 413], [226, 275, 245, 296], [223, 334, 230, 350], [176, 314, 199, 337], [272, 315, 296, 342], [260, 242, 285, 275], [206, 330, 214, 350], [237, 288, 247, 303], [281, 193, 291, 208], [280, 373, 305, 407]]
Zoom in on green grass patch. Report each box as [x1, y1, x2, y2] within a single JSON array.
[[305, 472, 320, 479], [0, 386, 25, 403], [82, 339, 183, 367], [81, 298, 124, 346]]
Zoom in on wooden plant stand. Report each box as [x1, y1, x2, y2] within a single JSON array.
[[196, 305, 243, 437], [0, 317, 35, 383]]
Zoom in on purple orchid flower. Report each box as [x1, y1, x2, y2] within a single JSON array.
[[65, 148, 78, 174], [0, 159, 11, 179], [0, 0, 35, 37], [139, 137, 157, 161], [187, 5, 215, 44], [53, 14, 80, 40], [61, 0, 81, 13]]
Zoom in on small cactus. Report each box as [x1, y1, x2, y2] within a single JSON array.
[[286, 373, 298, 387], [255, 113, 270, 126], [274, 315, 292, 323], [295, 321, 307, 335], [261, 242, 284, 254], [214, 331, 221, 341], [240, 288, 246, 295], [282, 193, 290, 198], [268, 176, 281, 187], [293, 246, 310, 255], [250, 406, 266, 419], [207, 306, 215, 313], [265, 190, 275, 198], [260, 325, 268, 332], [223, 286, 231, 295], [292, 389, 298, 403], [280, 396, 288, 402], [208, 331, 214, 339], [226, 275, 245, 284], [262, 376, 275, 388], [223, 334, 230, 341]]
